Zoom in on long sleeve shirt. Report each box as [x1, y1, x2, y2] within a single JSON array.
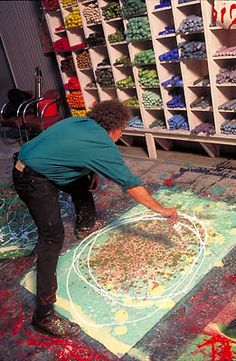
[[18, 116, 141, 190]]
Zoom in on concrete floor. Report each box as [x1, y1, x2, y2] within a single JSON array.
[[0, 134, 236, 361]]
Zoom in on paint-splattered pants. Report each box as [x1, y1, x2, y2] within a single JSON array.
[[12, 165, 95, 311]]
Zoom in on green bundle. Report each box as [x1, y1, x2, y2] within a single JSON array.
[[125, 17, 151, 42], [101, 2, 122, 20], [138, 69, 159, 87], [122, 0, 146, 17], [116, 76, 135, 88], [133, 49, 156, 65]]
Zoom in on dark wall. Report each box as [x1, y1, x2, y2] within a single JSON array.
[[0, 1, 63, 97], [0, 37, 15, 105]]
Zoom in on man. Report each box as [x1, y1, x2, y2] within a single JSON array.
[[13, 100, 178, 338]]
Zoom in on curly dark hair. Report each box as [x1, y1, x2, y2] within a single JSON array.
[[87, 100, 132, 131]]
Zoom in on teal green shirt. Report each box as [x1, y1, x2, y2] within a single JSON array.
[[18, 116, 141, 190]]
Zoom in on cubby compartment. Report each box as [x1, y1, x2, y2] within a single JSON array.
[[104, 20, 126, 45], [114, 67, 135, 88], [164, 86, 186, 110], [105, 44, 129, 68], [166, 109, 189, 133], [189, 111, 215, 135], [141, 88, 163, 109], [175, 1, 202, 32], [100, 1, 122, 22], [117, 88, 138, 102], [89, 46, 110, 68], [149, 7, 175, 37], [46, 12, 64, 38], [66, 27, 85, 48], [218, 113, 236, 137], [126, 109, 144, 129], [181, 59, 209, 86], [216, 86, 236, 113], [137, 65, 160, 89], [61, 4, 83, 31], [211, 29, 236, 58], [214, 59, 236, 85], [144, 109, 167, 130], [187, 87, 212, 111], [157, 62, 182, 84], [80, 1, 101, 26], [156, 36, 178, 54]]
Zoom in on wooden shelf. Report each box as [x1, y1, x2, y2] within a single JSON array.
[[188, 84, 210, 88], [209, 26, 223, 31], [218, 109, 236, 113], [54, 29, 66, 34], [113, 64, 132, 68], [109, 41, 127, 46], [62, 3, 77, 10], [156, 33, 176, 39], [124, 12, 147, 19], [79, 0, 96, 4], [176, 0, 200, 8], [141, 86, 160, 89], [44, 0, 236, 159], [213, 56, 236, 60], [216, 83, 236, 87], [144, 107, 163, 110], [105, 17, 123, 23], [78, 67, 93, 71], [179, 30, 204, 36], [190, 107, 213, 112], [167, 107, 187, 111], [86, 21, 102, 27], [152, 6, 172, 13]]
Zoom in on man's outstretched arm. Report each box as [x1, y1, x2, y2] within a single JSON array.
[[126, 186, 179, 224]]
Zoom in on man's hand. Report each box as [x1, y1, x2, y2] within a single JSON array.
[[89, 173, 100, 191], [158, 207, 179, 224], [126, 185, 179, 224]]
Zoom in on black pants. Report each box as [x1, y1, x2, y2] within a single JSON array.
[[12, 165, 95, 311]]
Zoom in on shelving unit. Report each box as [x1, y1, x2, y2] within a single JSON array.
[[42, 0, 236, 158]]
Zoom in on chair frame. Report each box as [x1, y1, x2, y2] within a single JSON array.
[[22, 96, 61, 139], [0, 98, 35, 144]]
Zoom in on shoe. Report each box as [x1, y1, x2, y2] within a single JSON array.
[[75, 216, 96, 239], [32, 310, 81, 338]]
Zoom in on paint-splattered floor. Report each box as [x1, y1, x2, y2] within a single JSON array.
[[0, 137, 236, 361]]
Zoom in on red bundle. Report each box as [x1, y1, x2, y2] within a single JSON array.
[[64, 76, 81, 91], [41, 0, 59, 11], [53, 38, 70, 52]]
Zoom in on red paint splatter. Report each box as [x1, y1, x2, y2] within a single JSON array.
[[10, 305, 24, 336], [197, 335, 236, 361], [224, 275, 236, 282], [164, 178, 175, 186], [213, 8, 218, 22], [15, 258, 33, 275], [221, 7, 227, 24], [19, 332, 112, 361], [1, 301, 114, 361]]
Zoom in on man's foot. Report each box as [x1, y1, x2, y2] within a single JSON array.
[[32, 310, 81, 338], [75, 216, 96, 239]]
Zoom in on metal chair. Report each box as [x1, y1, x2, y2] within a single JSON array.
[[22, 89, 62, 140], [0, 90, 34, 144]]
